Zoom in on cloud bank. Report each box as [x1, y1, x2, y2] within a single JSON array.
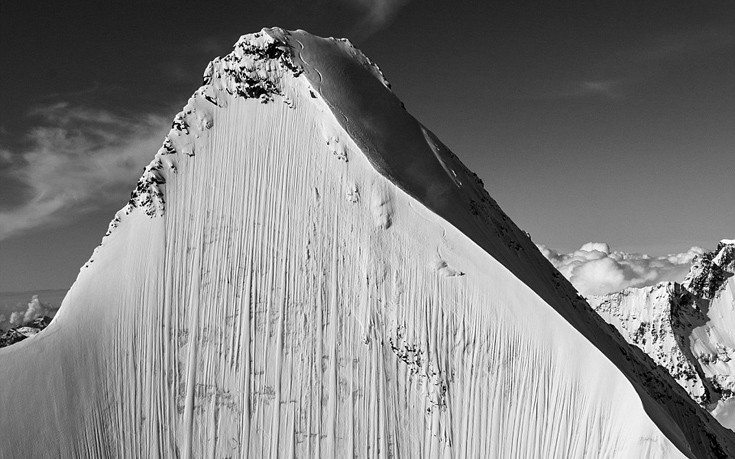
[[8, 295, 52, 327], [560, 27, 735, 101], [344, 0, 410, 39], [0, 102, 169, 240], [354, 0, 408, 26], [539, 242, 704, 297]]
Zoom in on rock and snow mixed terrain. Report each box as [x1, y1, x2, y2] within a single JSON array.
[[0, 294, 58, 347], [0, 315, 52, 348], [588, 241, 735, 431], [1, 28, 733, 457], [0, 291, 61, 330]]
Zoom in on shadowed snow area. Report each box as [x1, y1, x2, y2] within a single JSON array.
[[0, 28, 733, 458]]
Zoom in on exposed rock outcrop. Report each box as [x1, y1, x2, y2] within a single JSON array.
[[0, 316, 52, 348]]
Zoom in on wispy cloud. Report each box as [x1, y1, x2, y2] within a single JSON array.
[[0, 102, 169, 240], [559, 79, 625, 99], [355, 0, 408, 29], [8, 295, 51, 326], [340, 0, 410, 39], [37, 82, 101, 103], [579, 81, 617, 94], [539, 242, 703, 296], [631, 28, 735, 63], [560, 27, 735, 100]]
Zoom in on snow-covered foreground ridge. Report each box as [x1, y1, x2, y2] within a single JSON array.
[[589, 242, 735, 431], [0, 28, 732, 458]]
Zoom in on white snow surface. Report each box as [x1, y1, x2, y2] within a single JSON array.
[[0, 28, 732, 458]]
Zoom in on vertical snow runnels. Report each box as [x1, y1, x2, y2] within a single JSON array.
[[182, 240, 203, 459], [0, 32, 715, 457], [328, 195, 340, 458], [239, 255, 254, 456], [270, 218, 289, 458]]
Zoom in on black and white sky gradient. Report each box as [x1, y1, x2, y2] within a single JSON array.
[[1, 1, 734, 292]]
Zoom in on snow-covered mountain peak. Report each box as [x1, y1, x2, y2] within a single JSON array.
[[108, 28, 398, 238], [2, 29, 734, 457], [590, 241, 735, 431], [684, 241, 735, 300], [589, 282, 710, 404]]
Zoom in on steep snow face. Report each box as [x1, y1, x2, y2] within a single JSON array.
[[589, 242, 735, 430], [0, 28, 733, 458]]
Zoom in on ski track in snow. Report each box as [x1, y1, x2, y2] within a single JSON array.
[[0, 28, 732, 458]]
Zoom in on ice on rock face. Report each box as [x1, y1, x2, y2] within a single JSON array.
[[0, 28, 733, 458]]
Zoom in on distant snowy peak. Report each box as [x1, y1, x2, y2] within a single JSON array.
[[684, 241, 735, 299], [589, 282, 709, 404], [590, 241, 735, 429]]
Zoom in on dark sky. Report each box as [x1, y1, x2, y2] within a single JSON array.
[[1, 1, 734, 291]]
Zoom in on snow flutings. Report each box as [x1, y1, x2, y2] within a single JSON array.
[[1, 28, 733, 459]]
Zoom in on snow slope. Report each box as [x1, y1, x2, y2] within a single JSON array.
[[0, 28, 733, 458]]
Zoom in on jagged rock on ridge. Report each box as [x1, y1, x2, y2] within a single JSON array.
[[0, 315, 53, 348]]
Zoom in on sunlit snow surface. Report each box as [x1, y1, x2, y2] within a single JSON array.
[[0, 28, 733, 458]]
